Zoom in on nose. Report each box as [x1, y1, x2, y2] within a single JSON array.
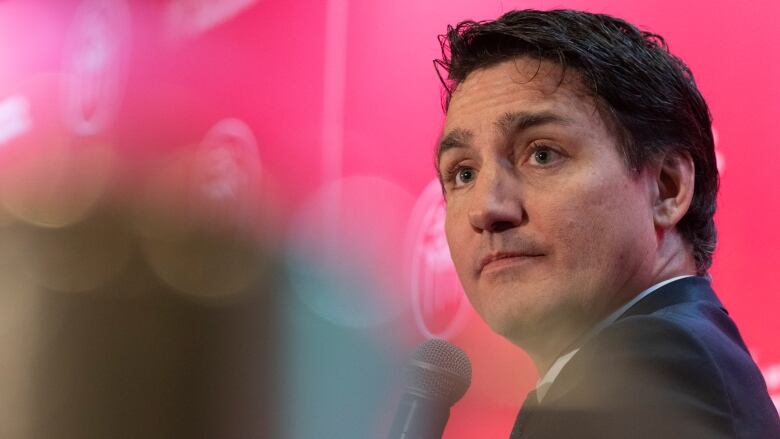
[[467, 165, 524, 233]]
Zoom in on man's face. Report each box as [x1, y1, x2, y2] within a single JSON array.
[[439, 58, 659, 350]]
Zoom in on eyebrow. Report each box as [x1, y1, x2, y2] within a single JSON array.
[[435, 111, 571, 166], [496, 111, 571, 137], [436, 128, 473, 165]]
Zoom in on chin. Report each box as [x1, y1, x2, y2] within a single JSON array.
[[483, 292, 579, 346], [481, 302, 540, 344]]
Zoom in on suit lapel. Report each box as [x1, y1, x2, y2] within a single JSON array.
[[617, 276, 724, 320]]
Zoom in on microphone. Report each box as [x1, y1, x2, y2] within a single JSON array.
[[387, 339, 472, 439]]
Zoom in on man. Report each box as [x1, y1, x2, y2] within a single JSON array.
[[435, 9, 780, 438]]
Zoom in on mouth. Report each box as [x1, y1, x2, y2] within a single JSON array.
[[478, 252, 544, 275]]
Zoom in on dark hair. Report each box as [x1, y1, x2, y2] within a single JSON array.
[[435, 9, 718, 274]]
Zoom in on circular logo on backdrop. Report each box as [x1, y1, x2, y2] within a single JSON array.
[[405, 179, 472, 339], [195, 118, 261, 203], [61, 0, 131, 135]]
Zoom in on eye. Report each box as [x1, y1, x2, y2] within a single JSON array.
[[443, 164, 477, 189], [454, 166, 477, 186], [528, 144, 563, 166]]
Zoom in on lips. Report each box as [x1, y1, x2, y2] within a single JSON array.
[[478, 252, 544, 274]]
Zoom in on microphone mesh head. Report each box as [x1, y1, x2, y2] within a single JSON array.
[[405, 339, 472, 406]]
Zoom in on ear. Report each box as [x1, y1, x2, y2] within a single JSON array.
[[653, 152, 695, 229]]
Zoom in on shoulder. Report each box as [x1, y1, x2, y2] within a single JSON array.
[[527, 280, 780, 438], [566, 314, 737, 434], [552, 308, 779, 438], [594, 301, 769, 405], [521, 311, 738, 438], [586, 312, 735, 408], [593, 305, 742, 370]]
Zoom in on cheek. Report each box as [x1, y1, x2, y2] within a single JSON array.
[[544, 179, 640, 269], [549, 205, 604, 271], [575, 191, 652, 288], [444, 205, 470, 270]]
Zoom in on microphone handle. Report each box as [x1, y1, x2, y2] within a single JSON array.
[[387, 393, 451, 439]]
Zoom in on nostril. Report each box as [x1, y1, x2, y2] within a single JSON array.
[[489, 220, 516, 233]]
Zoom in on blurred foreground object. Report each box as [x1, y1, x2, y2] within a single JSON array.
[[0, 139, 281, 438]]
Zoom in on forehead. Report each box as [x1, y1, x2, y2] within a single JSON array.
[[444, 58, 598, 132]]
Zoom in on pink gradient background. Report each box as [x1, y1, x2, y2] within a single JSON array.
[[1, 0, 778, 437]]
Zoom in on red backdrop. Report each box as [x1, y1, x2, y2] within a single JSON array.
[[0, 1, 778, 437]]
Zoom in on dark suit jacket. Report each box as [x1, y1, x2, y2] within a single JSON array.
[[510, 276, 780, 438]]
